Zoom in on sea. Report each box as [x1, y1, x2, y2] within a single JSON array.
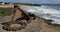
[[20, 4, 60, 25]]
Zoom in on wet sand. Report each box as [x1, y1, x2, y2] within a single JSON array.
[[43, 19, 60, 32]]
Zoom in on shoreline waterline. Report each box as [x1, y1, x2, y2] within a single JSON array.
[[20, 5, 60, 25]]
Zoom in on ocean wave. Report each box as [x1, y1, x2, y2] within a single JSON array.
[[20, 5, 60, 24]]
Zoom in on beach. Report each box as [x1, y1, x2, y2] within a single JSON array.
[[0, 5, 43, 32], [0, 4, 60, 32]]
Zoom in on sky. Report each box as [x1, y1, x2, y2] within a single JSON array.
[[0, 0, 60, 4]]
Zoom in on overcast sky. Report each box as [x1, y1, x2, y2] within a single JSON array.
[[0, 0, 60, 4]]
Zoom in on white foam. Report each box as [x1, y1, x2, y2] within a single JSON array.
[[20, 5, 60, 24]]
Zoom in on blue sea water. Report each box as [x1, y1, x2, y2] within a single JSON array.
[[20, 4, 60, 24]]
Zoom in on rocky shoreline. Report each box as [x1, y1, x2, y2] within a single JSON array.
[[0, 5, 60, 32], [0, 5, 43, 32], [0, 16, 43, 32]]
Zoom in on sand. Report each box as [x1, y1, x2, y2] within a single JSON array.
[[0, 5, 60, 32], [0, 7, 43, 32]]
